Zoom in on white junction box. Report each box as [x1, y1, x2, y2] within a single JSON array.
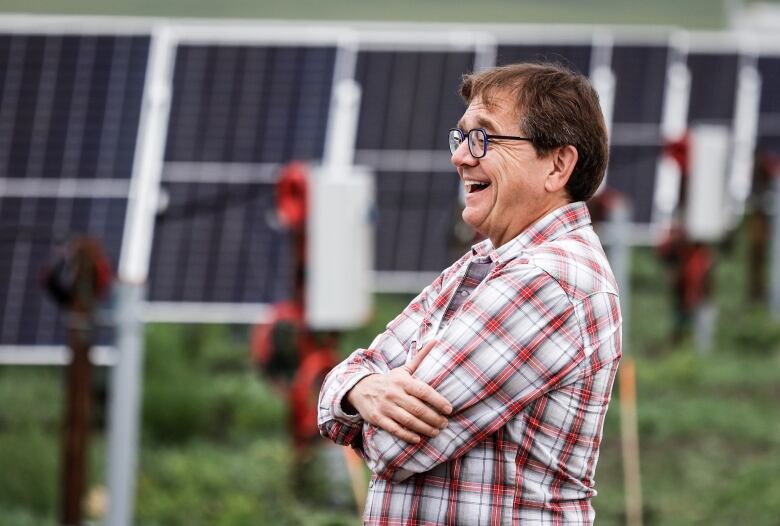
[[686, 124, 731, 242], [306, 165, 375, 330]]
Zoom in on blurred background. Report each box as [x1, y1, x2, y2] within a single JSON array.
[[1, 1, 780, 525]]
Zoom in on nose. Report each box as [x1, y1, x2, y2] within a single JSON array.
[[451, 139, 478, 168]]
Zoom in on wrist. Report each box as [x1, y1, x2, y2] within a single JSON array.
[[342, 374, 370, 416], [341, 396, 358, 416]]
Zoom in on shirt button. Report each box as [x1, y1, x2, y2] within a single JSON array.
[[369, 481, 374, 488], [460, 290, 468, 296]]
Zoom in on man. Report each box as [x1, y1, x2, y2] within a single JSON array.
[[318, 62, 621, 525]]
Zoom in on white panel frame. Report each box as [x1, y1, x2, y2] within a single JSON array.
[[651, 32, 691, 235], [0, 345, 117, 366]]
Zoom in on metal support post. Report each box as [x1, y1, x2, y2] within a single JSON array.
[[106, 25, 174, 526], [105, 282, 145, 526], [770, 175, 780, 319], [606, 197, 631, 341]]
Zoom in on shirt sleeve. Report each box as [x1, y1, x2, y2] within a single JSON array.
[[317, 272, 446, 451], [361, 263, 617, 482]]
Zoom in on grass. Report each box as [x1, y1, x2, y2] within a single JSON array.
[[1, 226, 780, 525], [0, 0, 748, 29]]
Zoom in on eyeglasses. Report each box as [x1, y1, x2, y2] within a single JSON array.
[[448, 127, 532, 158]]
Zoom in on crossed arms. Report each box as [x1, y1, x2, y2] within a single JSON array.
[[318, 261, 610, 482]]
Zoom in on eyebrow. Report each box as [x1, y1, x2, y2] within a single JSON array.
[[457, 114, 502, 133]]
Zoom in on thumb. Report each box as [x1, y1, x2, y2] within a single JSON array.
[[404, 340, 437, 375]]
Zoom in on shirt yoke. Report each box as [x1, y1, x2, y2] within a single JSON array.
[[519, 227, 619, 303], [499, 227, 622, 359]]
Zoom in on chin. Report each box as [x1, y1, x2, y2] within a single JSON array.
[[461, 210, 485, 234]]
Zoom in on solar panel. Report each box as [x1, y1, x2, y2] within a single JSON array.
[[165, 45, 335, 163], [354, 50, 474, 151], [0, 34, 148, 181], [757, 55, 780, 153], [149, 44, 337, 304], [687, 51, 740, 124], [611, 44, 668, 125], [606, 145, 663, 224], [0, 196, 127, 345], [607, 43, 670, 224], [0, 33, 149, 346], [353, 50, 474, 273], [374, 169, 460, 272], [148, 181, 293, 303]]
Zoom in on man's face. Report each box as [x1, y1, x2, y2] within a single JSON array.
[[452, 91, 558, 248]]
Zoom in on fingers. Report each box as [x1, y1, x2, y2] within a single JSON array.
[[387, 404, 444, 438], [405, 340, 437, 374], [346, 365, 453, 444], [401, 341, 454, 417], [394, 394, 449, 432], [375, 414, 421, 444], [404, 378, 452, 416]]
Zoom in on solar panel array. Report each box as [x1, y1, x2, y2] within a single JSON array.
[[0, 33, 149, 345], [150, 44, 337, 304], [2, 20, 780, 346]]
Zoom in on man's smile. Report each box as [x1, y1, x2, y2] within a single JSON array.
[[463, 178, 491, 194]]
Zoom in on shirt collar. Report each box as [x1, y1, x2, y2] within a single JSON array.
[[470, 202, 592, 263]]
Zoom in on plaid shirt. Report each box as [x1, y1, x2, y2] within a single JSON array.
[[319, 202, 622, 525]]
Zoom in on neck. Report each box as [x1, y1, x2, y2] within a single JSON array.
[[490, 198, 571, 248]]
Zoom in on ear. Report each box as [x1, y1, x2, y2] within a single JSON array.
[[545, 145, 578, 193]]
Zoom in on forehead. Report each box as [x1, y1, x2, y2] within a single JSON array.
[[458, 91, 519, 132]]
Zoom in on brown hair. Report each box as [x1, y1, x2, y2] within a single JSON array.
[[460, 62, 608, 202]]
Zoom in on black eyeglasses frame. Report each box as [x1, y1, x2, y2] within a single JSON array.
[[448, 127, 532, 158]]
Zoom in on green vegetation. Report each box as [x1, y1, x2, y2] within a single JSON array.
[[0, 0, 766, 29], [1, 230, 779, 525]]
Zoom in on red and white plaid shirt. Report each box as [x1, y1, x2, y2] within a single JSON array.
[[319, 202, 622, 525]]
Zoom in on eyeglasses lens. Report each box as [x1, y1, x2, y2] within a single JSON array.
[[448, 130, 462, 155], [468, 129, 486, 157]]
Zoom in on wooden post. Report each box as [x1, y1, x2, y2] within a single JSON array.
[[342, 447, 368, 516], [61, 310, 93, 526], [619, 358, 643, 526], [58, 238, 106, 526]]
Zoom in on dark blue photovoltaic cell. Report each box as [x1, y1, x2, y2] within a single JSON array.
[[687, 52, 739, 123], [611, 45, 668, 125], [0, 33, 148, 346], [604, 45, 668, 225], [354, 50, 473, 272], [0, 197, 126, 345], [374, 170, 461, 272], [0, 34, 149, 180], [758, 136, 780, 154], [164, 45, 336, 163], [757, 56, 780, 154], [148, 181, 293, 303], [152, 44, 337, 303], [604, 145, 661, 224], [355, 50, 475, 151], [758, 56, 780, 114], [496, 45, 592, 75]]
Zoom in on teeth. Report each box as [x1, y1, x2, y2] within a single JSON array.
[[464, 180, 489, 191]]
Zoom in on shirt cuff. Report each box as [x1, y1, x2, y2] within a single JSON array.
[[331, 368, 378, 423]]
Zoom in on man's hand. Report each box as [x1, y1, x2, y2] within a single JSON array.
[[346, 341, 452, 443]]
